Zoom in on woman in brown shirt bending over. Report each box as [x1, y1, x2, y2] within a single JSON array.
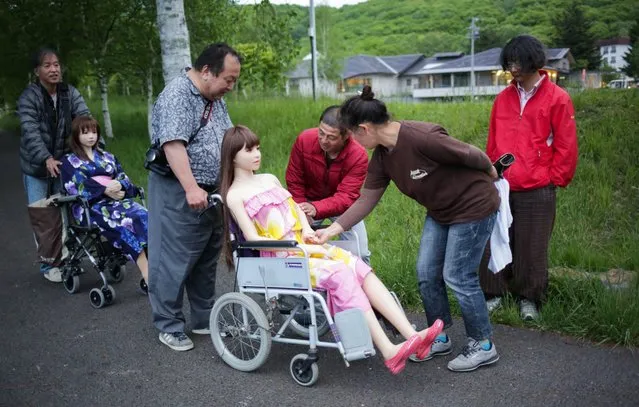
[[316, 85, 500, 373]]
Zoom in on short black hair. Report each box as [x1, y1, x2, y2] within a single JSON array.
[[319, 105, 340, 128], [500, 35, 547, 74], [339, 85, 390, 131], [193, 43, 242, 75], [32, 47, 59, 70]]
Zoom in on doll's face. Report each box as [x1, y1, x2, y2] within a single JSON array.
[[79, 128, 98, 149], [234, 143, 261, 172]]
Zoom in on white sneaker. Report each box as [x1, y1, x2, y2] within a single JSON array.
[[520, 299, 539, 321], [486, 297, 502, 312], [43, 267, 62, 283], [159, 332, 194, 351], [191, 327, 211, 335]]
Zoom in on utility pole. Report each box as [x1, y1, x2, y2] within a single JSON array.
[[309, 0, 318, 101], [468, 17, 480, 99]]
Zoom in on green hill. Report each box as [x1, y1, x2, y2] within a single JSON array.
[[281, 0, 636, 58]]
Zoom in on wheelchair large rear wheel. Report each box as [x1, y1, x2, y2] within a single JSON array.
[[210, 292, 271, 372]]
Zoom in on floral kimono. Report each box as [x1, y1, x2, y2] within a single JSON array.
[[60, 150, 147, 261]]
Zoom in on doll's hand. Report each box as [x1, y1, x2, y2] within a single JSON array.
[[105, 190, 125, 200], [303, 230, 319, 244], [105, 180, 122, 194]]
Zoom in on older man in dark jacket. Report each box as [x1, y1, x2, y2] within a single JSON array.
[[18, 48, 90, 282]]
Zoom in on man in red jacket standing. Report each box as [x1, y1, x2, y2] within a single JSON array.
[[479, 35, 578, 321], [286, 105, 371, 264]]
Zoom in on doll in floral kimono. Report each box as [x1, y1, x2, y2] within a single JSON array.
[[60, 116, 148, 290]]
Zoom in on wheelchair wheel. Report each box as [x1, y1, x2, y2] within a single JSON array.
[[63, 274, 80, 294], [290, 353, 319, 387], [107, 264, 126, 284], [280, 297, 330, 338], [103, 285, 116, 305], [89, 288, 106, 309], [210, 292, 271, 372]]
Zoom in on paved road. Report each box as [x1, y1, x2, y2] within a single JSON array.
[[1, 130, 637, 407]]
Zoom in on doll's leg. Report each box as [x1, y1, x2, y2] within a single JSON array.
[[362, 272, 433, 341], [136, 250, 148, 282]]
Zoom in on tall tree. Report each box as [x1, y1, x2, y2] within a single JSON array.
[[622, 14, 639, 78], [156, 0, 191, 83], [553, 1, 601, 70]]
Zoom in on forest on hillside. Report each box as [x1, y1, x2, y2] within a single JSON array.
[[280, 0, 636, 59]]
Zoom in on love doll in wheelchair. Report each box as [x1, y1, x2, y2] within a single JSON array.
[[55, 116, 148, 308], [209, 125, 444, 384]]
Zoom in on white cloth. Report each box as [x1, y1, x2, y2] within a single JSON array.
[[489, 178, 513, 273]]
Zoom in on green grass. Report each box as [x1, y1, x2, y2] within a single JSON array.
[[2, 90, 638, 346]]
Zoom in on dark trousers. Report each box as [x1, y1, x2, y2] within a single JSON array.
[[479, 185, 556, 305], [147, 172, 223, 333]]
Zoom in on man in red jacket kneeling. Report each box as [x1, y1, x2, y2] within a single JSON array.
[[479, 35, 578, 321], [286, 105, 371, 264]]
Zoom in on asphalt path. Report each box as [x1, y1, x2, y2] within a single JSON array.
[[1, 130, 637, 407]]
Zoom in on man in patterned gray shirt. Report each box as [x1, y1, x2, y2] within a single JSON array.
[[148, 43, 241, 351]]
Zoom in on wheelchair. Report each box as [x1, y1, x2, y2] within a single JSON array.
[[207, 195, 409, 386], [49, 187, 147, 309]]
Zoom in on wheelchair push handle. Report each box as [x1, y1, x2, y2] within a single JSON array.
[[493, 153, 515, 178]]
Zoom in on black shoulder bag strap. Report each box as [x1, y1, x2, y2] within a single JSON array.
[[187, 100, 213, 145]]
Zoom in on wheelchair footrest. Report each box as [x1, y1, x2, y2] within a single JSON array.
[[334, 308, 376, 362]]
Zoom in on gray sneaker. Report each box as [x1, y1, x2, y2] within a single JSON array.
[[486, 297, 502, 312], [409, 334, 453, 363], [520, 299, 539, 321], [447, 339, 499, 372], [159, 332, 194, 351]]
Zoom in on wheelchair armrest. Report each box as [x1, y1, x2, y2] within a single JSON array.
[[235, 240, 299, 250], [50, 194, 89, 207]]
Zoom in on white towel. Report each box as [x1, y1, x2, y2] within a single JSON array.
[[489, 179, 513, 273]]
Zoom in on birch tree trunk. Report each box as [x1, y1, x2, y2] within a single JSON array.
[[156, 0, 192, 84], [146, 66, 154, 140], [98, 74, 114, 138]]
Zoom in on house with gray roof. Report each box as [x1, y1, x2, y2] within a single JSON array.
[[286, 47, 573, 99], [410, 47, 574, 99], [286, 53, 425, 98]]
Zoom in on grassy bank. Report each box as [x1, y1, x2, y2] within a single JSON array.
[[3, 90, 638, 346]]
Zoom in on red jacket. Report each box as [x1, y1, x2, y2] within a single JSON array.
[[285, 128, 368, 219], [486, 72, 578, 191]]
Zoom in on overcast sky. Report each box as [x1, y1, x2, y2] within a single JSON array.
[[237, 0, 368, 8]]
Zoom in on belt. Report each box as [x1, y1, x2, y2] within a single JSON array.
[[198, 183, 218, 193]]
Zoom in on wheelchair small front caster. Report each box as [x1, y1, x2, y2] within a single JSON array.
[[139, 278, 148, 295], [63, 274, 80, 294], [89, 288, 106, 309], [290, 353, 319, 387], [103, 285, 116, 305]]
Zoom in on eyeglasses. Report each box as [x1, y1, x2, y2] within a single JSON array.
[[506, 62, 521, 71]]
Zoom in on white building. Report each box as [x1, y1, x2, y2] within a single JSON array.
[[598, 37, 632, 71]]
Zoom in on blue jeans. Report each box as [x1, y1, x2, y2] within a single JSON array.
[[23, 174, 61, 273], [417, 211, 496, 341]]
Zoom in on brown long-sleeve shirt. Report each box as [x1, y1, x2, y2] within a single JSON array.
[[337, 121, 500, 229]]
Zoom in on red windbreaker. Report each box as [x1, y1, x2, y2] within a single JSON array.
[[285, 128, 368, 219], [486, 72, 578, 191]]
